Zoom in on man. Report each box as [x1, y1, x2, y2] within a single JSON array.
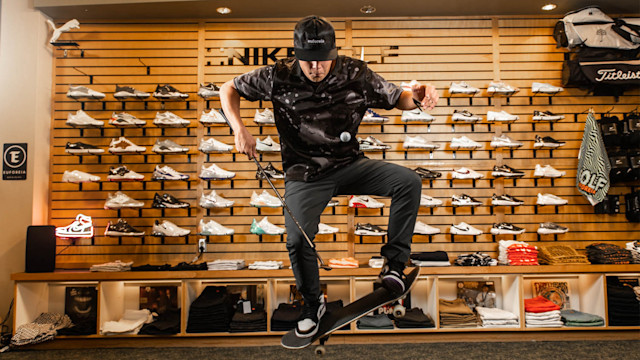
[[220, 15, 438, 338]]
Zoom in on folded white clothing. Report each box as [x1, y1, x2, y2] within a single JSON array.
[[525, 310, 561, 318], [482, 319, 519, 325], [248, 261, 283, 270], [207, 259, 245, 270], [410, 260, 451, 267], [369, 257, 384, 268], [90, 260, 133, 272], [525, 321, 564, 327], [481, 323, 520, 328], [476, 306, 519, 320], [101, 309, 153, 335], [525, 319, 563, 325]]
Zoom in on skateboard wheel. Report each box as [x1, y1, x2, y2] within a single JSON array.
[[315, 345, 326, 356], [393, 304, 406, 318]]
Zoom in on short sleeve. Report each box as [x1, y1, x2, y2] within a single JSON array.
[[362, 67, 403, 110], [233, 65, 274, 102]]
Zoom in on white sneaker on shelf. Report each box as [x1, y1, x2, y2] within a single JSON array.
[[534, 164, 566, 178], [490, 134, 523, 148], [152, 139, 189, 154], [199, 138, 233, 153], [536, 193, 568, 206], [199, 219, 234, 235], [152, 165, 189, 181], [487, 110, 519, 122], [62, 170, 100, 183], [420, 194, 443, 207], [199, 109, 227, 125], [359, 136, 391, 151], [251, 217, 285, 235], [362, 109, 388, 123], [449, 81, 480, 95], [153, 111, 190, 127], [256, 136, 281, 152], [109, 112, 146, 127], [537, 222, 569, 234], [401, 80, 421, 91], [349, 195, 384, 208], [452, 167, 484, 179], [66, 110, 104, 127], [452, 194, 482, 206], [108, 136, 146, 153], [107, 165, 144, 181], [197, 83, 220, 99], [152, 220, 190, 237], [414, 221, 441, 235], [66, 85, 105, 100], [452, 109, 482, 122], [401, 108, 435, 122], [533, 110, 564, 121], [56, 214, 94, 238], [199, 190, 234, 208], [200, 164, 235, 180], [250, 190, 282, 208], [403, 135, 440, 149], [487, 81, 519, 95], [254, 108, 275, 125], [490, 222, 525, 235], [317, 223, 339, 235], [104, 191, 144, 209], [450, 136, 482, 149], [532, 82, 563, 94], [450, 222, 483, 235]]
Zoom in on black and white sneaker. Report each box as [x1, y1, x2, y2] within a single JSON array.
[[378, 260, 406, 295], [197, 83, 220, 99], [152, 193, 190, 209], [490, 222, 525, 235], [255, 162, 285, 180], [452, 109, 482, 122], [533, 110, 564, 122], [414, 167, 442, 179], [113, 85, 150, 99], [295, 295, 326, 339], [65, 142, 104, 154], [355, 223, 387, 236], [492, 164, 525, 178], [491, 194, 524, 206], [451, 194, 482, 206], [537, 222, 569, 234], [534, 135, 565, 148], [104, 218, 145, 236], [153, 84, 189, 100]]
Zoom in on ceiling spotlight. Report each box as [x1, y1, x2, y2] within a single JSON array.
[[541, 4, 557, 11], [217, 7, 232, 15], [360, 5, 376, 14]]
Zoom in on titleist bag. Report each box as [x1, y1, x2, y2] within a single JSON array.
[[562, 48, 640, 96], [554, 7, 640, 50]]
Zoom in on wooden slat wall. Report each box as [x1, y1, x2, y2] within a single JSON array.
[[50, 17, 640, 269]]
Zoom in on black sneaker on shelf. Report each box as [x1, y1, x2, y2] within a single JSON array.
[[295, 295, 326, 338], [153, 84, 189, 100], [354, 223, 387, 236], [104, 218, 145, 236], [414, 167, 442, 179], [113, 84, 150, 99], [491, 194, 524, 206], [197, 83, 221, 99], [256, 162, 285, 180], [490, 222, 525, 235], [491, 164, 525, 178], [378, 260, 406, 294], [534, 135, 566, 148], [152, 193, 190, 209]]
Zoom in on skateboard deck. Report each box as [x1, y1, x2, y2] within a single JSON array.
[[281, 266, 420, 349]]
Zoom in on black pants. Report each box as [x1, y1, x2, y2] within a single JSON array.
[[284, 158, 422, 303]]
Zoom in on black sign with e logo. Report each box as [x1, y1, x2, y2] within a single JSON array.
[[3, 143, 27, 180]]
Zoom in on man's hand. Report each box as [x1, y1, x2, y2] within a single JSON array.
[[235, 127, 257, 159], [410, 82, 439, 110]]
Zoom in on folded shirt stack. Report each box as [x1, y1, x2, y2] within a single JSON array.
[[560, 309, 604, 327], [11, 313, 73, 346], [454, 252, 497, 266], [606, 277, 640, 326], [131, 262, 208, 271], [369, 256, 385, 268], [139, 307, 181, 335], [498, 240, 529, 265], [626, 240, 640, 264], [357, 313, 394, 330], [439, 298, 477, 328], [506, 243, 539, 265], [101, 309, 153, 335], [229, 308, 267, 333], [537, 245, 590, 265], [248, 260, 283, 270], [328, 257, 359, 268], [586, 243, 633, 264], [207, 259, 245, 270], [271, 302, 302, 331], [186, 286, 234, 333], [90, 260, 133, 272], [524, 295, 562, 327], [475, 306, 519, 328], [394, 308, 435, 328], [410, 251, 451, 267]]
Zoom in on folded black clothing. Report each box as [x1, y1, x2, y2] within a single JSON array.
[[131, 264, 172, 271], [231, 310, 267, 323], [171, 262, 208, 271], [455, 252, 494, 266], [56, 320, 96, 336], [410, 251, 449, 262], [395, 308, 433, 324], [139, 308, 180, 335], [271, 302, 303, 323], [190, 286, 232, 309]]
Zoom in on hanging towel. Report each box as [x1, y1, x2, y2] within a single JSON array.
[[577, 111, 611, 205]]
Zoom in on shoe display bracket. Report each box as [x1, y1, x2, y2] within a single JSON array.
[[412, 234, 434, 243], [537, 234, 559, 242], [451, 206, 476, 216], [354, 207, 384, 217], [358, 234, 386, 244], [491, 234, 518, 242], [450, 234, 478, 242], [206, 179, 234, 189], [529, 94, 555, 106]]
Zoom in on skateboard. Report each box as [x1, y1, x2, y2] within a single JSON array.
[[281, 266, 420, 355]]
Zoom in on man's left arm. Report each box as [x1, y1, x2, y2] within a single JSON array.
[[396, 83, 439, 111]]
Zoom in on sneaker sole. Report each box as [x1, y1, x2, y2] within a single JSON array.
[[354, 230, 387, 236], [104, 231, 145, 236]]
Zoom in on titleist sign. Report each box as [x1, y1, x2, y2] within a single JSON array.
[[594, 69, 640, 82]]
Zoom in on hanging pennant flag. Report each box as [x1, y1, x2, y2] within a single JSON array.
[[577, 111, 611, 205]]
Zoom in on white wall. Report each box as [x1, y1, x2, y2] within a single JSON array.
[[0, 0, 52, 325]]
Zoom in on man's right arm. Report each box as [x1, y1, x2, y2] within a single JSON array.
[[220, 80, 256, 159]]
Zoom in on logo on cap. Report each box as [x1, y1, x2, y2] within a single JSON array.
[[307, 39, 325, 44]]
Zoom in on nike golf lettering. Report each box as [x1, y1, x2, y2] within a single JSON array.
[[578, 169, 608, 195]]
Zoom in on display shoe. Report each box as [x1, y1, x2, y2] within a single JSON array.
[[355, 223, 387, 236], [108, 136, 146, 153], [254, 108, 275, 125], [66, 110, 104, 127], [66, 85, 105, 100], [62, 170, 100, 183], [452, 109, 482, 122], [536, 193, 568, 206], [199, 219, 234, 235], [152, 165, 189, 181], [199, 108, 227, 125], [490, 134, 523, 148], [326, 199, 339, 207], [533, 110, 564, 121], [152, 139, 189, 153], [403, 135, 439, 149], [104, 191, 144, 209], [487, 110, 519, 122], [56, 214, 94, 238], [113, 84, 150, 99], [199, 163, 235, 180], [255, 162, 285, 180], [349, 195, 384, 208], [152, 192, 189, 209], [104, 218, 145, 236], [65, 142, 104, 154], [531, 82, 563, 94], [250, 190, 282, 208], [487, 81, 519, 95], [414, 167, 442, 179], [537, 222, 569, 234], [452, 194, 482, 206], [153, 84, 189, 100], [250, 217, 285, 235], [199, 190, 234, 208], [452, 167, 483, 179], [492, 164, 525, 178], [449, 81, 480, 95], [362, 109, 388, 123], [401, 108, 435, 122], [491, 194, 524, 206], [107, 165, 144, 181], [197, 83, 220, 99], [534, 135, 565, 148], [401, 80, 420, 91], [534, 164, 566, 178], [198, 137, 233, 153], [109, 112, 146, 127], [420, 194, 443, 207], [414, 221, 441, 235], [359, 136, 390, 151], [317, 223, 339, 235], [153, 111, 190, 127], [450, 136, 482, 149], [450, 222, 483, 235], [256, 136, 281, 152], [490, 222, 525, 235], [152, 220, 190, 237]]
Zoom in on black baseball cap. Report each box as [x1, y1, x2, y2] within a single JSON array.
[[293, 15, 337, 61]]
